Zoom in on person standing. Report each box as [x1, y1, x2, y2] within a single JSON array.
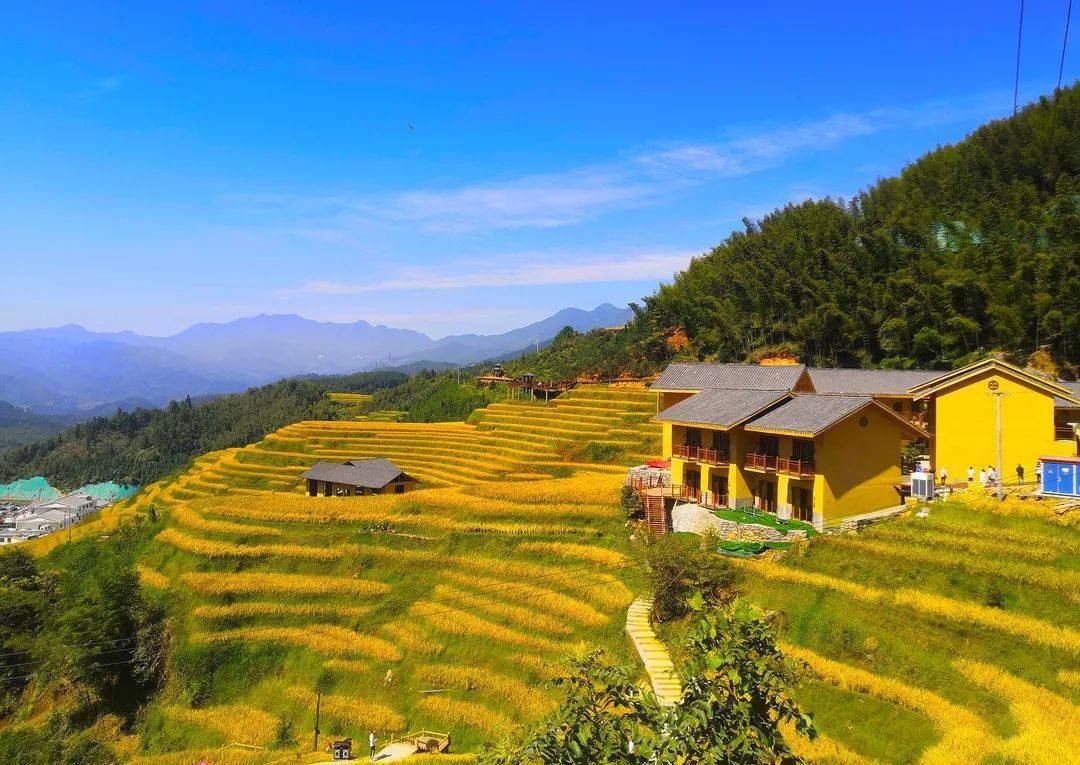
[[1016, 464, 1025, 486], [939, 466, 948, 485], [369, 730, 376, 760], [1036, 461, 1043, 487], [967, 466, 975, 484], [979, 468, 987, 484], [988, 466, 997, 485]]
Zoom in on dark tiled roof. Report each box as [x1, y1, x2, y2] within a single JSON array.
[[654, 389, 790, 428], [300, 458, 413, 489], [651, 363, 806, 392], [745, 394, 873, 436], [808, 368, 943, 395], [1057, 381, 1080, 409]]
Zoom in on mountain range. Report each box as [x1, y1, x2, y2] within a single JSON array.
[[0, 304, 632, 414]]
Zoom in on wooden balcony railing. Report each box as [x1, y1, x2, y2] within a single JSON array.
[[745, 452, 778, 471], [1055, 425, 1078, 441], [629, 478, 727, 510], [776, 457, 815, 478], [673, 444, 730, 465], [746, 452, 815, 477]]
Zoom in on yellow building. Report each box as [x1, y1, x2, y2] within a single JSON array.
[[650, 359, 1080, 529], [907, 358, 1079, 480]]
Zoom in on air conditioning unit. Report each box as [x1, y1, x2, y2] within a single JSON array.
[[911, 473, 935, 501]]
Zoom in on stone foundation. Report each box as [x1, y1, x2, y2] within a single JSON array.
[[671, 503, 809, 542]]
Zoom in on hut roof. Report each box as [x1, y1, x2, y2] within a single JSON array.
[[300, 458, 415, 489]]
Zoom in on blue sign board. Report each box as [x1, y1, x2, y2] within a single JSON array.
[[1042, 459, 1080, 497]]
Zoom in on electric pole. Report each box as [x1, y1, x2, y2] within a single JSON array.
[[990, 387, 1009, 502]]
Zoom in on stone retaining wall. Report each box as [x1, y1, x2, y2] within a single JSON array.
[[671, 503, 809, 542]]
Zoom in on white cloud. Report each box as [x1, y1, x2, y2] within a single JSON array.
[[238, 95, 999, 235], [287, 248, 697, 295]]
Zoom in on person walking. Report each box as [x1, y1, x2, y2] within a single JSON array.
[[369, 730, 376, 760], [939, 466, 948, 485], [1035, 460, 1043, 487], [979, 468, 987, 484], [967, 466, 975, 484], [988, 466, 997, 485], [1016, 463, 1025, 486]]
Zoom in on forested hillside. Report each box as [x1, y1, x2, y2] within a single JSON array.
[[0, 402, 71, 454], [0, 372, 405, 490], [516, 86, 1080, 377]]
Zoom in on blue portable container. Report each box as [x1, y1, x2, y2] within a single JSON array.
[[1041, 457, 1080, 497]]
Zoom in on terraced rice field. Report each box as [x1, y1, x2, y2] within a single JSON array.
[[738, 499, 1080, 764], [328, 392, 374, 406], [139, 469, 639, 758], [160, 384, 659, 497]]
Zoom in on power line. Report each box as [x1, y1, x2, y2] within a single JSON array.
[[1047, 0, 1075, 185], [1015, 0, 1026, 114], [2, 645, 136, 671], [3, 657, 141, 684], [1058, 0, 1074, 90], [0, 635, 138, 660]]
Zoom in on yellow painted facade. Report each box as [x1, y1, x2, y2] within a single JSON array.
[[662, 404, 911, 529], [927, 367, 1077, 479], [810, 404, 907, 521], [654, 358, 1079, 530]]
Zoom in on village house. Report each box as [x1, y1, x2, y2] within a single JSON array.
[[301, 458, 419, 497], [28, 493, 98, 519], [650, 358, 1080, 530]]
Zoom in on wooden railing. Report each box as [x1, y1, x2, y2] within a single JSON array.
[[776, 457, 815, 477], [629, 477, 728, 508], [745, 452, 778, 471], [1055, 425, 1078, 441], [746, 453, 815, 477], [673, 444, 730, 465]]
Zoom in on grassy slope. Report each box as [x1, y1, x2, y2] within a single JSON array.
[[13, 383, 1080, 763], [109, 386, 660, 762], [734, 490, 1080, 764]]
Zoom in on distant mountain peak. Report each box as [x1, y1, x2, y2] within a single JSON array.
[[0, 303, 633, 411]]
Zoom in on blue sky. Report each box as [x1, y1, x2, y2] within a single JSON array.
[[1, 1, 1075, 337]]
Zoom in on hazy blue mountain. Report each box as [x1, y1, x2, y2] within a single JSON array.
[[154, 314, 434, 378], [395, 303, 633, 366], [0, 332, 252, 412], [0, 304, 631, 413]]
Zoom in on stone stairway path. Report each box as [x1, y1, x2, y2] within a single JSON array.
[[626, 597, 682, 706]]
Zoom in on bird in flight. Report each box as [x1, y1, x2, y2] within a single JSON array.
[[408, 122, 415, 131]]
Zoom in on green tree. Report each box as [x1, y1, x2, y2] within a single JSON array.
[[483, 604, 815, 764], [655, 604, 816, 763], [640, 531, 742, 622]]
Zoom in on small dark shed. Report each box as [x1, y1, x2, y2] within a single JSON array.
[[300, 458, 420, 497], [332, 738, 352, 760]]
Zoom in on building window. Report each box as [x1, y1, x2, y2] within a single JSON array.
[[791, 439, 814, 463], [893, 402, 903, 412], [685, 428, 702, 447]]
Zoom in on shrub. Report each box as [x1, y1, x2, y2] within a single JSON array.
[[580, 442, 624, 463], [271, 713, 296, 750], [640, 531, 742, 622], [985, 579, 1006, 609], [620, 485, 643, 518]]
